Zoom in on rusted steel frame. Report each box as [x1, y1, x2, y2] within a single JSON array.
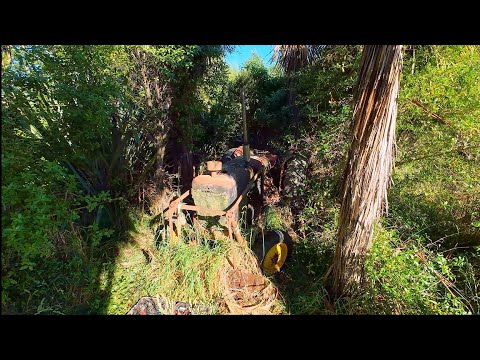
[[179, 204, 225, 216], [176, 167, 263, 217], [166, 190, 191, 244], [167, 209, 182, 245], [166, 164, 263, 214], [226, 213, 234, 241], [165, 166, 264, 246], [230, 217, 247, 246], [193, 216, 208, 242], [223, 167, 263, 247], [167, 208, 175, 245], [226, 212, 237, 268], [167, 190, 191, 211]]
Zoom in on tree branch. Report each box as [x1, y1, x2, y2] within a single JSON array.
[[406, 99, 452, 126]]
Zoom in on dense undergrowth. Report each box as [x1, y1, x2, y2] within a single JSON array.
[[2, 45, 479, 314], [272, 45, 480, 314]]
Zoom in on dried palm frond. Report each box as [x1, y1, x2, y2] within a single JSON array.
[[331, 45, 403, 297], [271, 45, 325, 73]]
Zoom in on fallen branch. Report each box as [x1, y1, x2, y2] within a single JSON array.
[[395, 145, 478, 166], [416, 251, 473, 313], [406, 99, 452, 126]]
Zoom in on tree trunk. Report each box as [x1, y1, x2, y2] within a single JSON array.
[[131, 48, 172, 179], [331, 45, 403, 298]]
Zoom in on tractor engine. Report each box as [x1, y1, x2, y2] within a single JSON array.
[[191, 146, 273, 227], [191, 156, 252, 226]]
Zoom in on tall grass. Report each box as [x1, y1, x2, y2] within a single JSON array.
[[98, 217, 228, 314]]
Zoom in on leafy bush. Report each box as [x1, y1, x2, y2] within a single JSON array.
[[1, 45, 126, 313], [351, 225, 474, 314], [392, 45, 480, 244], [1, 45, 238, 313]]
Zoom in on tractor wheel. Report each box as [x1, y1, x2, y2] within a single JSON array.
[[254, 230, 293, 275]]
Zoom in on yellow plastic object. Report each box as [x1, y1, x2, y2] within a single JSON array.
[[169, 223, 179, 244], [171, 230, 178, 243], [263, 242, 288, 275]]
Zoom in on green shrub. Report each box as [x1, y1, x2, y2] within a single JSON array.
[[1, 45, 123, 313], [393, 45, 480, 243], [350, 225, 474, 314]]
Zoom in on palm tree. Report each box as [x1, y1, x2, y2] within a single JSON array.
[[271, 45, 325, 124], [271, 45, 404, 299], [331, 45, 403, 297], [271, 45, 324, 74]]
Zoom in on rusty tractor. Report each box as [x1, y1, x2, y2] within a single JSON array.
[[161, 89, 292, 275]]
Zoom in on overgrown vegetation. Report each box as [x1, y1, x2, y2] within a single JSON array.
[[91, 213, 228, 314], [2, 45, 479, 314], [276, 45, 480, 314]]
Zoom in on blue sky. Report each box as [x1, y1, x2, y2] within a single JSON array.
[[225, 45, 274, 70]]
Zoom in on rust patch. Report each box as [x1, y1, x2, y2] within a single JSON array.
[[264, 175, 281, 205], [206, 160, 222, 172], [233, 146, 244, 158], [229, 269, 266, 292], [192, 174, 236, 187]]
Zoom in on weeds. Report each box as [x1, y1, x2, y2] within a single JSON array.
[[94, 212, 285, 314]]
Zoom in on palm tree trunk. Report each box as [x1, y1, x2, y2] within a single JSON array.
[[331, 45, 403, 298]]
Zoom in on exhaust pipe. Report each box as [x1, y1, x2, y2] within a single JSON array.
[[241, 88, 250, 165]]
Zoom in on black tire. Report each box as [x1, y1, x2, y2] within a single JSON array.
[[280, 230, 294, 261], [253, 229, 293, 271]]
